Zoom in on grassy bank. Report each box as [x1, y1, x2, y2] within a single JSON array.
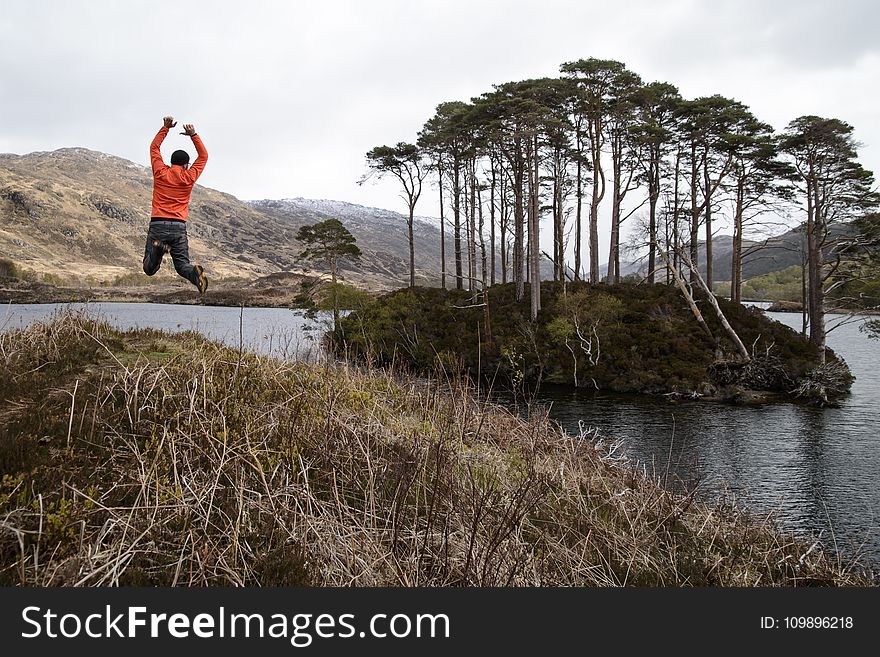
[[0, 314, 871, 586]]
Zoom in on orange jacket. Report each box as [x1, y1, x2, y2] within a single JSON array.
[[150, 127, 208, 220]]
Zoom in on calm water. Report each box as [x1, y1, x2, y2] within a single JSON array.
[[0, 302, 326, 361], [2, 301, 878, 568], [512, 307, 880, 569]]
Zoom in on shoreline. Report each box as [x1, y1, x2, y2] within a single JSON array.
[[335, 283, 855, 407], [3, 280, 876, 316], [0, 278, 309, 309], [2, 281, 858, 407]]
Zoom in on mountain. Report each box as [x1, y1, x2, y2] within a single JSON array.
[[1, 148, 285, 282], [708, 223, 854, 281], [607, 223, 855, 282], [0, 148, 443, 289], [248, 198, 444, 286]]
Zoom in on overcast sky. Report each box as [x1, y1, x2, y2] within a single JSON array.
[[1, 0, 878, 247]]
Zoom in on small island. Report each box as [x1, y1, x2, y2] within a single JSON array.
[[332, 281, 853, 406]]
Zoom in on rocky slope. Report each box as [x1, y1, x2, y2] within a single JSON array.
[[249, 198, 444, 286], [0, 148, 444, 290]]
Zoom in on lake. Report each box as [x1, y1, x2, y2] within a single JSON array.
[[2, 301, 878, 569], [508, 306, 880, 570], [1, 302, 327, 361]]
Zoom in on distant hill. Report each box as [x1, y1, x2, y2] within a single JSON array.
[[609, 223, 855, 282], [709, 224, 855, 281], [248, 198, 445, 286], [0, 148, 445, 289]]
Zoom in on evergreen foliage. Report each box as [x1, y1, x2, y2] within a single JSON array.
[[333, 282, 847, 401]]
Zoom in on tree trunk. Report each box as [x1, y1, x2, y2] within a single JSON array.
[[672, 145, 682, 283], [462, 167, 471, 291], [607, 159, 621, 283], [552, 157, 559, 282], [806, 174, 826, 363], [468, 160, 477, 292], [556, 154, 565, 282], [551, 151, 566, 283], [689, 141, 700, 285], [453, 156, 463, 290], [647, 151, 658, 284], [703, 154, 714, 291], [528, 134, 541, 321], [490, 155, 497, 286], [513, 139, 525, 302], [659, 248, 713, 339], [575, 130, 584, 280], [589, 120, 604, 283], [684, 249, 750, 361], [500, 161, 509, 284], [478, 181, 487, 289], [731, 179, 744, 303], [801, 231, 809, 336], [330, 256, 339, 333], [607, 131, 623, 284], [664, 207, 671, 286], [438, 161, 446, 289], [407, 208, 415, 287], [607, 203, 619, 282]]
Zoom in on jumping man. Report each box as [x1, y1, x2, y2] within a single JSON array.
[[143, 115, 209, 293]]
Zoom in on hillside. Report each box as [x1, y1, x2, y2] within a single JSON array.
[[0, 148, 285, 282], [0, 148, 445, 290], [707, 226, 854, 281], [249, 198, 445, 286], [615, 224, 855, 282]]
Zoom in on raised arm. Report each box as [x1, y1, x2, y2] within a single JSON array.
[[150, 116, 176, 174], [180, 123, 208, 182]]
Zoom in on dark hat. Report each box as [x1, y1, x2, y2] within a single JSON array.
[[170, 150, 190, 166]]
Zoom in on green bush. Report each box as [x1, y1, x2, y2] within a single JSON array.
[[0, 260, 67, 285], [111, 271, 160, 287], [742, 266, 803, 302], [318, 282, 373, 311], [40, 272, 67, 286]]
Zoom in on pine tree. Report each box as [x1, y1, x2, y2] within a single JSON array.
[[296, 219, 361, 332]]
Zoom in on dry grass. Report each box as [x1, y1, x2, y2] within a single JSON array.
[[0, 312, 872, 586]]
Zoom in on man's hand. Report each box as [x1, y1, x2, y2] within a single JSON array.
[[163, 116, 177, 129], [180, 124, 197, 137]]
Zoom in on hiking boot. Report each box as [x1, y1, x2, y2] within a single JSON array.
[[194, 265, 209, 294]]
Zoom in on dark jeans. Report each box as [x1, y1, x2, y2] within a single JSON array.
[[143, 220, 199, 286]]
